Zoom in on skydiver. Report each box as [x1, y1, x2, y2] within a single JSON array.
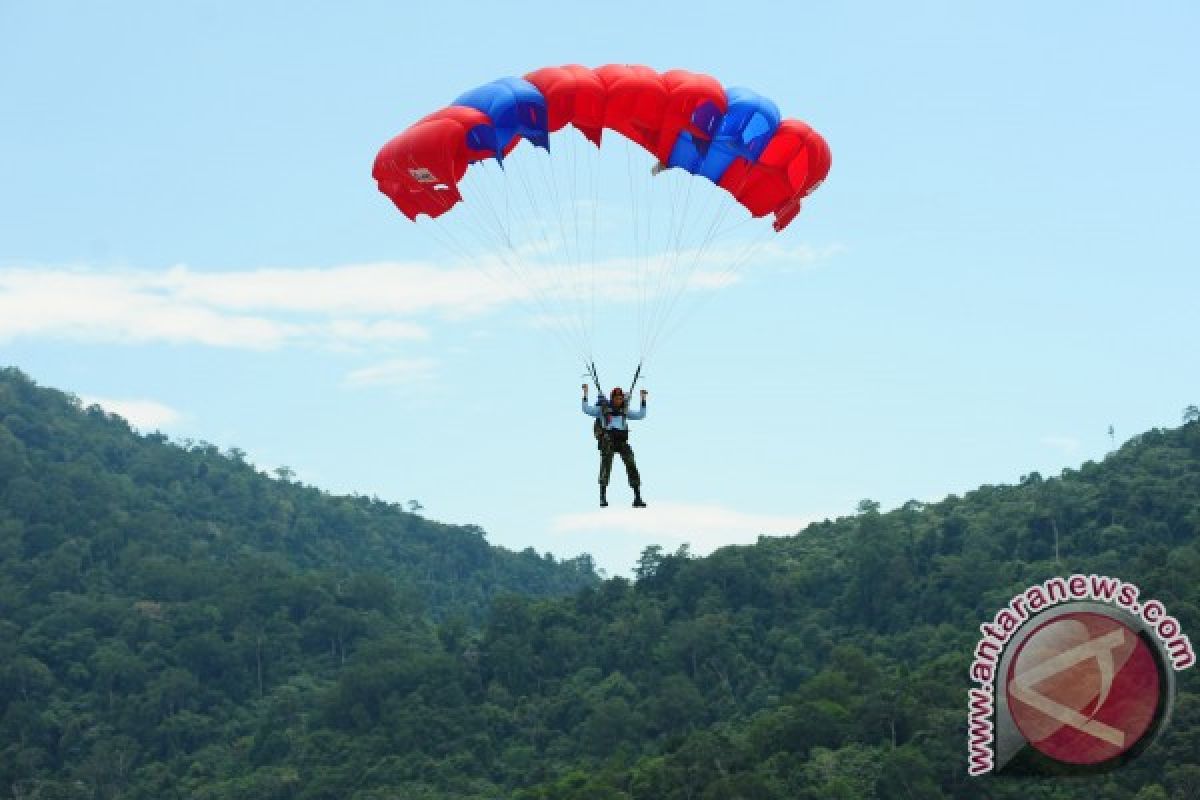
[[582, 384, 648, 508]]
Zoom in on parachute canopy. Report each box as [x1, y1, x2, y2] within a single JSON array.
[[373, 64, 830, 233], [372, 64, 830, 373]]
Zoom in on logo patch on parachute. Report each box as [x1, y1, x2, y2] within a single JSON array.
[[408, 167, 437, 184]]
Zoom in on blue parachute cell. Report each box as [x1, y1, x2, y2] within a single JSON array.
[[689, 87, 781, 182], [664, 100, 725, 172], [453, 77, 550, 160]]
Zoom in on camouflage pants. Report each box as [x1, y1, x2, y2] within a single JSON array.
[[599, 438, 640, 488]]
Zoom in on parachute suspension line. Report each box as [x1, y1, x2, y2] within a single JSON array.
[[566, 130, 590, 359], [414, 137, 800, 384], [414, 162, 588, 366], [624, 140, 643, 357], [529, 143, 581, 356], [418, 158, 521, 272], [553, 132, 580, 361], [645, 163, 702, 359], [534, 134, 603, 368], [642, 144, 677, 360], [640, 141, 658, 363], [645, 220, 776, 367], [546, 128, 595, 363], [642, 184, 736, 362], [640, 160, 698, 362], [633, 136, 676, 363], [465, 151, 589, 362], [640, 146, 675, 361], [644, 162, 686, 360], [467, 162, 524, 252], [609, 141, 752, 369], [587, 129, 600, 355], [571, 131, 590, 359], [511, 149, 594, 361], [658, 165, 734, 341], [640, 157, 769, 364], [623, 137, 645, 362], [445, 159, 593, 365], [432, 207, 586, 366]]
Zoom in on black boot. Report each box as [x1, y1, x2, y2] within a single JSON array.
[[600, 486, 608, 507], [632, 486, 646, 508]]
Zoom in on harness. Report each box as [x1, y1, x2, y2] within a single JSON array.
[[594, 401, 629, 449], [587, 361, 641, 451]]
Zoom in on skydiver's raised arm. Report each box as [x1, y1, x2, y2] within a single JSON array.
[[626, 389, 648, 420], [581, 383, 601, 417]]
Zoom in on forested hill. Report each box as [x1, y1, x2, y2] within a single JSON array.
[[2, 361, 1199, 799], [0, 366, 598, 623], [445, 417, 1200, 799]]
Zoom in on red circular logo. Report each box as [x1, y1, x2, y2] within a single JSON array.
[[1005, 612, 1161, 765]]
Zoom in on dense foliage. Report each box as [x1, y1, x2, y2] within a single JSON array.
[[2, 366, 1198, 798]]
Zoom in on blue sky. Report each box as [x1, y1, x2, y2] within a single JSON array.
[[2, 2, 1197, 576]]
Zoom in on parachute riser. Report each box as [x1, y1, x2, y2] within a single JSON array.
[[588, 361, 603, 397], [628, 362, 643, 398], [589, 360, 641, 397], [588, 360, 641, 402]]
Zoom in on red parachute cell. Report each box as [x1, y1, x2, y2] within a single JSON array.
[[372, 106, 498, 221], [594, 64, 668, 152], [525, 64, 607, 146], [718, 119, 833, 230]]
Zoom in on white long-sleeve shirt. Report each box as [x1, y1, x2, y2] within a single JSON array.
[[582, 398, 646, 431]]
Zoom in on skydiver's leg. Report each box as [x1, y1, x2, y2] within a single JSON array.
[[617, 443, 641, 488], [599, 445, 614, 486], [598, 442, 614, 507], [618, 443, 645, 507]]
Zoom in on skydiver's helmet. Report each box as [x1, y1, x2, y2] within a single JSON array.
[[609, 387, 626, 409]]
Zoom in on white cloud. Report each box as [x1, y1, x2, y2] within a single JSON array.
[[343, 357, 438, 389], [160, 262, 516, 317], [319, 319, 429, 345], [551, 500, 821, 557], [0, 242, 841, 351], [756, 241, 847, 267], [1041, 434, 1081, 454], [0, 265, 452, 350], [0, 269, 293, 349], [81, 395, 183, 430]]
